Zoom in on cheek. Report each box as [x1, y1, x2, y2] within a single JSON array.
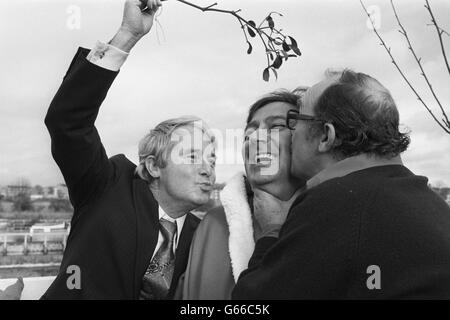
[[275, 134, 291, 161], [291, 130, 302, 158], [178, 165, 201, 182], [241, 141, 248, 162], [163, 165, 196, 188]]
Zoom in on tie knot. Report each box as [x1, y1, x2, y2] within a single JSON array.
[[159, 218, 177, 242]]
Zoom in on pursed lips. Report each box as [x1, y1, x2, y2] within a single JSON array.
[[198, 182, 213, 191]]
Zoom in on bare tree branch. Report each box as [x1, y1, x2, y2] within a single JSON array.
[[428, 24, 450, 38], [425, 0, 450, 77], [442, 28, 450, 38], [390, 0, 450, 128], [360, 0, 450, 134]]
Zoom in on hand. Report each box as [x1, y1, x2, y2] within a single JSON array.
[[253, 188, 302, 240], [110, 0, 162, 52]]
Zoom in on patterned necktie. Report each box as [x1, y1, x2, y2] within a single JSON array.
[[139, 218, 177, 300]]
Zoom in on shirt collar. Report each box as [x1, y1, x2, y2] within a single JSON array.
[[158, 206, 187, 244], [306, 153, 404, 190]]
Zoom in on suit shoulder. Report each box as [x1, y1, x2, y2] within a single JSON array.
[[108, 154, 137, 178]]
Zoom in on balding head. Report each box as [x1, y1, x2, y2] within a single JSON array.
[[302, 69, 410, 158]]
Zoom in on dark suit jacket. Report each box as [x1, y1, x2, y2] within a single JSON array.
[[232, 165, 450, 299], [42, 48, 200, 299]]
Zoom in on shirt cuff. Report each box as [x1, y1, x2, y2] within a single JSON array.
[[86, 41, 129, 72]]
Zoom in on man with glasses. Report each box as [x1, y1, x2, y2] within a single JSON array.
[[232, 70, 450, 299]]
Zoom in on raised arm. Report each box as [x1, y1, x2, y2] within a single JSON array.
[[44, 0, 162, 208]]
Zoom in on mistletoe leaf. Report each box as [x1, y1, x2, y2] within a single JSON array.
[[247, 41, 253, 54], [282, 40, 291, 52], [263, 67, 270, 81], [248, 20, 257, 28], [272, 55, 283, 69], [247, 26, 256, 38], [288, 36, 302, 56], [267, 15, 275, 30]]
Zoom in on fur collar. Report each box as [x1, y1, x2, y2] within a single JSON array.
[[220, 172, 255, 282]]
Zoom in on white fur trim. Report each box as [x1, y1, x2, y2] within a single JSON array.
[[221, 172, 255, 282]]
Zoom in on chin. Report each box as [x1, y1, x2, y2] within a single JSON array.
[[191, 193, 211, 206], [248, 171, 279, 188]]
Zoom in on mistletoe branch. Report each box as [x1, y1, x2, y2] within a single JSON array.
[[360, 0, 450, 134], [173, 0, 302, 81]]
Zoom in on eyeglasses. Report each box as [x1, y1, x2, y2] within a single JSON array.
[[286, 110, 328, 130]]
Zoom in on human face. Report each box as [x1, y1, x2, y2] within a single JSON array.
[[158, 125, 216, 210], [243, 102, 301, 195], [290, 79, 334, 180]]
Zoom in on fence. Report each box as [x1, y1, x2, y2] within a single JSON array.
[[1, 231, 68, 256]]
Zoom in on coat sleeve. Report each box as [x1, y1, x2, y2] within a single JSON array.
[[232, 191, 359, 300], [44, 47, 119, 210]]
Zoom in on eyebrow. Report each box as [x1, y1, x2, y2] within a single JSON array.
[[184, 148, 216, 158], [245, 120, 258, 131], [265, 115, 288, 122], [245, 115, 288, 131]]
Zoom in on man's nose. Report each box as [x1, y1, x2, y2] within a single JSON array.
[[248, 128, 269, 145], [254, 128, 269, 142], [199, 161, 213, 177], [255, 129, 272, 152]]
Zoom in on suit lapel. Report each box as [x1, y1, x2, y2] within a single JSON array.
[[132, 177, 159, 299], [168, 212, 200, 298]]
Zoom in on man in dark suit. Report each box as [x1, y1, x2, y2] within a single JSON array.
[[42, 0, 216, 299], [232, 69, 450, 299]]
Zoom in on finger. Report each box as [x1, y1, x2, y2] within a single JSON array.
[[147, 0, 160, 11], [142, 0, 161, 14]]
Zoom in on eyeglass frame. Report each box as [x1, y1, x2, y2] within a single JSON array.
[[286, 109, 329, 130]]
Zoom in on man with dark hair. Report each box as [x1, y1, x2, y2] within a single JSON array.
[[178, 89, 306, 299], [232, 70, 450, 299]]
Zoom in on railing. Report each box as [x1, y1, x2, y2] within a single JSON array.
[[1, 231, 68, 255]]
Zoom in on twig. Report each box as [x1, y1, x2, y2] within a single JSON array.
[[391, 0, 450, 128], [427, 24, 450, 38], [425, 0, 450, 77], [360, 0, 450, 133]]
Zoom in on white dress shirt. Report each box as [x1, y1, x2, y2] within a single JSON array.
[[86, 42, 186, 259], [86, 41, 130, 71]]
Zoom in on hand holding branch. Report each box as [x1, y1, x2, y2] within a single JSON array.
[[110, 0, 162, 52]]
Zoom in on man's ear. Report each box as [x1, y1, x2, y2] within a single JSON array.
[[318, 123, 336, 153], [144, 156, 161, 180]]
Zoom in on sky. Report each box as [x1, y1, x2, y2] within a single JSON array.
[[0, 0, 449, 187]]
